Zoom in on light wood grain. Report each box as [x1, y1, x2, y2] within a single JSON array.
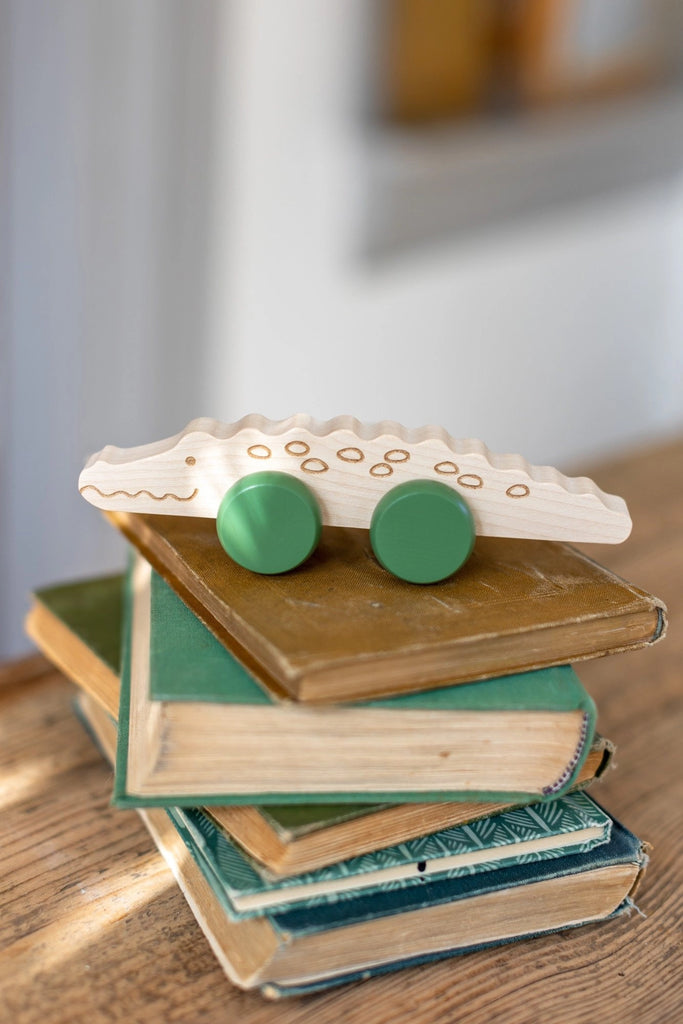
[[78, 414, 632, 542], [2, 436, 681, 1023]]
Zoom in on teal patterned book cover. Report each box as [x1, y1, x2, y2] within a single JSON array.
[[170, 791, 611, 919]]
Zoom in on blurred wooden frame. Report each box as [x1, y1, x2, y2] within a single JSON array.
[[518, 0, 664, 105], [384, 0, 667, 124], [384, 0, 499, 122]]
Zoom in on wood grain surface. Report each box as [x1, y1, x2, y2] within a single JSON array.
[[1, 437, 681, 1024]]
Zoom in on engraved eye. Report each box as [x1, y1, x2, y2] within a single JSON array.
[[185, 456, 196, 466]]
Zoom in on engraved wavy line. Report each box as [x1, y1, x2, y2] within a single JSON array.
[[80, 484, 198, 503]]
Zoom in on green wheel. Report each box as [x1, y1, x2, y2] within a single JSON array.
[[370, 479, 475, 584], [216, 471, 322, 574]]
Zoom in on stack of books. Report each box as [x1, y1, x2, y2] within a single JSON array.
[[27, 510, 665, 997]]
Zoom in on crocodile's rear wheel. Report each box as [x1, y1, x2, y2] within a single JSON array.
[[370, 479, 475, 584], [216, 471, 322, 574]]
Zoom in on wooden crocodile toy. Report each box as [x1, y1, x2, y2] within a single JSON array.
[[79, 413, 632, 583]]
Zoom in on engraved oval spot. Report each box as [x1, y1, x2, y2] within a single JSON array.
[[285, 440, 310, 457], [370, 463, 393, 478], [384, 449, 410, 463], [337, 446, 364, 463], [506, 483, 530, 498], [458, 474, 483, 489], [434, 461, 458, 475], [185, 455, 196, 466], [247, 444, 271, 459], [301, 458, 328, 474]]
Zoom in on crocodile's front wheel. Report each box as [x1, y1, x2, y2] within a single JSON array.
[[370, 479, 475, 584], [216, 471, 322, 574]]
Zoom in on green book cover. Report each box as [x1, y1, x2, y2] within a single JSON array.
[[28, 577, 610, 856], [30, 575, 398, 831], [114, 556, 597, 806], [170, 791, 611, 919], [32, 574, 123, 675]]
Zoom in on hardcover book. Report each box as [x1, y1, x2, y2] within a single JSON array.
[[107, 510, 666, 702], [115, 555, 599, 804], [205, 749, 612, 877], [25, 573, 123, 718], [26, 571, 613, 872], [76, 690, 650, 999], [167, 791, 612, 918], [148, 802, 649, 997]]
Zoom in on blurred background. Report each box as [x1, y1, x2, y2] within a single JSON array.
[[2, 0, 683, 658]]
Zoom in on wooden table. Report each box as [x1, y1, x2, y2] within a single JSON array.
[[1, 439, 681, 1024]]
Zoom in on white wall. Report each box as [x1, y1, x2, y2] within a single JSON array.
[[208, 1, 683, 464], [3, 0, 682, 659], [2, 1, 225, 656]]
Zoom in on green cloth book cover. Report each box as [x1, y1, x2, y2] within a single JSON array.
[[114, 555, 598, 806], [28, 574, 611, 874]]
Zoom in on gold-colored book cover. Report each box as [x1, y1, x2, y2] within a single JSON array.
[[108, 511, 666, 703]]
